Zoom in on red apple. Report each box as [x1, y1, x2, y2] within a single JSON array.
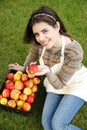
[[32, 85, 38, 93], [2, 88, 10, 98], [23, 87, 32, 95], [7, 73, 14, 81], [21, 73, 28, 82], [27, 63, 38, 74], [19, 93, 27, 101], [17, 100, 24, 109], [0, 97, 8, 105], [5, 81, 15, 90], [10, 89, 21, 100], [33, 77, 41, 84], [27, 95, 35, 104], [8, 99, 16, 108], [15, 80, 24, 90], [24, 80, 33, 88], [22, 102, 31, 111]]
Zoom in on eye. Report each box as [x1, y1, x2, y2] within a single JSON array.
[[42, 29, 48, 33]]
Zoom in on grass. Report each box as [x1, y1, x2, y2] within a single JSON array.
[[0, 0, 87, 130]]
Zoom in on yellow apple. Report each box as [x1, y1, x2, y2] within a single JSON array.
[[0, 97, 8, 105], [23, 87, 32, 95], [32, 85, 38, 93], [33, 77, 41, 84], [14, 73, 21, 81], [17, 100, 24, 109], [16, 71, 23, 75]]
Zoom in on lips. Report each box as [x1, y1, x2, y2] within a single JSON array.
[[43, 40, 49, 46]]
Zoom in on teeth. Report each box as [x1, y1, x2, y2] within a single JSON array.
[[43, 41, 49, 46]]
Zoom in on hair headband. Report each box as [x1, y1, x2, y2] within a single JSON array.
[[34, 13, 56, 22]]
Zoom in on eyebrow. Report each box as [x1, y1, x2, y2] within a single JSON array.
[[33, 28, 48, 35]]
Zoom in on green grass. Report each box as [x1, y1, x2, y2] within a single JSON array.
[[0, 0, 87, 130]]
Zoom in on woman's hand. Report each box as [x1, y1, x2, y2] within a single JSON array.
[[8, 63, 24, 71], [33, 65, 50, 76], [26, 65, 50, 76]]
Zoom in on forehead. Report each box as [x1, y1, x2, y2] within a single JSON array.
[[32, 22, 52, 32]]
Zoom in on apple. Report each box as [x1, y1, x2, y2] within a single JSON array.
[[33, 77, 41, 84], [8, 99, 16, 108], [17, 100, 24, 109], [0, 94, 3, 100], [7, 73, 14, 81], [15, 80, 24, 90], [31, 93, 35, 97], [5, 81, 15, 90], [5, 80, 11, 83], [23, 87, 32, 95], [2, 88, 10, 98], [24, 80, 33, 88], [32, 85, 38, 93], [21, 73, 28, 82], [0, 97, 8, 105], [10, 89, 21, 100], [14, 73, 21, 81], [22, 102, 31, 111], [28, 73, 35, 79], [27, 63, 38, 74], [19, 93, 27, 101], [16, 71, 23, 75], [27, 95, 35, 104]]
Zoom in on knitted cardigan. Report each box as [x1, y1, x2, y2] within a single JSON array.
[[23, 39, 83, 89]]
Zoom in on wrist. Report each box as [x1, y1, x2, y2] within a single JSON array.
[[20, 66, 24, 71]]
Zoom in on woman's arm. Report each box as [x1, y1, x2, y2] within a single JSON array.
[[8, 43, 38, 71]]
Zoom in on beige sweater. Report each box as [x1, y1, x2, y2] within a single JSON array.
[[23, 39, 83, 89]]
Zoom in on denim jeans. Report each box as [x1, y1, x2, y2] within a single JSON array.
[[42, 92, 85, 130]]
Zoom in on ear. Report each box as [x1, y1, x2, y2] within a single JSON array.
[[55, 22, 60, 31]]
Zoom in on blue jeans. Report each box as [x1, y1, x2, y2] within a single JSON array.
[[42, 92, 85, 130]]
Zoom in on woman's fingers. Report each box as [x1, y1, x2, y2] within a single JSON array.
[[8, 63, 24, 71]]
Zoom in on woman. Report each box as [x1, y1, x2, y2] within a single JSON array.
[[9, 6, 87, 130]]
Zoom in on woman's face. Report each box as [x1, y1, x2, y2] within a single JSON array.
[[32, 22, 60, 49]]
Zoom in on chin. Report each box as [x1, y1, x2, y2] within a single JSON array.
[[46, 45, 53, 49]]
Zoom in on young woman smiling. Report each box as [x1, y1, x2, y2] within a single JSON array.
[[8, 6, 87, 130]]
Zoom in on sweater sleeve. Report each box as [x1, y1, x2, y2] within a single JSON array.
[[23, 43, 38, 70], [46, 41, 83, 89]]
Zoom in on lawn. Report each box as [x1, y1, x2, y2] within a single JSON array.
[[0, 0, 87, 130]]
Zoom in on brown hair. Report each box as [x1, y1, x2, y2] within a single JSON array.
[[23, 6, 70, 44]]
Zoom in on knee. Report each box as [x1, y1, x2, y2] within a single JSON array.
[[52, 117, 66, 130], [42, 112, 52, 130]]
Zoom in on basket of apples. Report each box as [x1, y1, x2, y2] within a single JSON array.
[[0, 63, 41, 116]]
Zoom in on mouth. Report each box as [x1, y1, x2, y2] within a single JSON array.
[[43, 40, 50, 46]]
